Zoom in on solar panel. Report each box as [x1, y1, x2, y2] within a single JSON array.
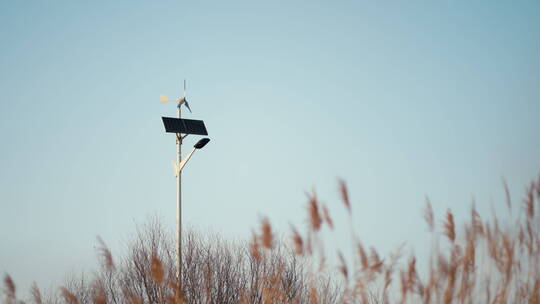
[[162, 117, 208, 135]]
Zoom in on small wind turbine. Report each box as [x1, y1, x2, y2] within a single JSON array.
[[160, 79, 192, 113]]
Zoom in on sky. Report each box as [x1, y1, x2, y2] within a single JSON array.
[[1, 0, 539, 297]]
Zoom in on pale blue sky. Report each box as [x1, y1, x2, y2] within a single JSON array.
[[1, 0, 539, 295]]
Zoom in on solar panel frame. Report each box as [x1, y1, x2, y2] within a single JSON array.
[[162, 117, 208, 135]]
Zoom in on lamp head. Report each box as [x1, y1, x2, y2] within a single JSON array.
[[194, 138, 210, 149]]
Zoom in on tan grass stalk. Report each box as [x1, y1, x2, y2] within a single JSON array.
[[250, 231, 261, 262], [260, 217, 273, 249], [92, 281, 107, 304], [338, 251, 349, 280], [291, 226, 304, 255], [306, 233, 313, 256], [399, 270, 408, 303], [338, 179, 351, 214], [356, 240, 369, 270], [525, 182, 535, 219], [96, 236, 115, 271], [322, 204, 334, 230], [60, 287, 80, 304], [424, 198, 434, 232], [407, 256, 417, 291], [369, 248, 383, 273], [167, 281, 184, 304], [3, 274, 16, 302], [471, 204, 483, 237], [309, 287, 320, 304], [30, 282, 42, 304], [443, 209, 456, 243], [536, 174, 540, 199], [150, 252, 164, 284], [502, 178, 512, 212], [308, 191, 322, 231]]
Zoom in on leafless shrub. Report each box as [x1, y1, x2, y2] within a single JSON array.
[[11, 217, 334, 304]]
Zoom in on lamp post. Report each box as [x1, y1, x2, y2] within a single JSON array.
[[174, 137, 210, 285], [161, 83, 210, 290]]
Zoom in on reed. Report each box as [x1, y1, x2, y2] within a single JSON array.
[[2, 174, 540, 303]]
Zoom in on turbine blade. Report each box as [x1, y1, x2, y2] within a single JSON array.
[[184, 100, 192, 113], [183, 79, 186, 97], [160, 95, 171, 104]]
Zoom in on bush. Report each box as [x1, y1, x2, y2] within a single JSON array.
[[3, 219, 337, 304]]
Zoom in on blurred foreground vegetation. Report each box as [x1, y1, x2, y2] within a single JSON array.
[[3, 175, 540, 303]]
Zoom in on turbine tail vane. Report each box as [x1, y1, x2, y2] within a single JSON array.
[[160, 95, 172, 104], [159, 79, 193, 112]]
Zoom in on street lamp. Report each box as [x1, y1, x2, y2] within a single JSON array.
[[160, 81, 210, 290], [176, 138, 211, 173]]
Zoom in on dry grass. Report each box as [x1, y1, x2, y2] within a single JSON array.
[[260, 217, 273, 250], [60, 287, 79, 304], [3, 174, 540, 303], [96, 237, 115, 272], [308, 190, 323, 232], [257, 174, 540, 303], [2, 275, 15, 304], [338, 179, 351, 214], [30, 282, 42, 304]]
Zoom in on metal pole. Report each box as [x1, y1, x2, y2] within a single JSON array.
[[176, 103, 182, 289]]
